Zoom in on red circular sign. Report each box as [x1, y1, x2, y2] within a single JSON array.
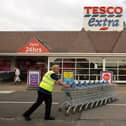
[[103, 73, 110, 81]]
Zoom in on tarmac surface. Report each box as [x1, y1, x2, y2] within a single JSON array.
[[0, 83, 126, 126]]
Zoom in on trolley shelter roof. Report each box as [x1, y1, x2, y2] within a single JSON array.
[[0, 29, 126, 54]]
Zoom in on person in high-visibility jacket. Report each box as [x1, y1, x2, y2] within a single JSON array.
[[23, 65, 70, 121]]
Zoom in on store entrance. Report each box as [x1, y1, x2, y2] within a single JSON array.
[[15, 56, 48, 81]]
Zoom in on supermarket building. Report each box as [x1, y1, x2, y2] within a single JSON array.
[[0, 28, 126, 83]]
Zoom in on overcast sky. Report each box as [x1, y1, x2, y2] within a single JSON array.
[[0, 0, 125, 31]]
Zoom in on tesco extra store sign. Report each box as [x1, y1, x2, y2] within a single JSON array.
[[83, 6, 124, 31]]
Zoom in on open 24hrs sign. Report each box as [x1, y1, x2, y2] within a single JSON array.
[[83, 6, 124, 31], [17, 39, 49, 53]]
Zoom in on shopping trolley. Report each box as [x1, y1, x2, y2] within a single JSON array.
[[59, 80, 117, 116]]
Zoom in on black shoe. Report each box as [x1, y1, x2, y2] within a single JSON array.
[[22, 114, 31, 121], [44, 116, 55, 120]]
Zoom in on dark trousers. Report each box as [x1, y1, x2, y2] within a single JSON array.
[[24, 90, 52, 118]]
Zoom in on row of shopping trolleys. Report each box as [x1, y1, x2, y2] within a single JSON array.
[[59, 80, 117, 116], [70, 80, 110, 88]]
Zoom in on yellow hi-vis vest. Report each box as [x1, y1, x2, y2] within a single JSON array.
[[39, 71, 56, 92]]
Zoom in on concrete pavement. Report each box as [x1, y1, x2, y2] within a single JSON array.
[[0, 86, 81, 126], [0, 82, 62, 92], [0, 83, 126, 126], [77, 85, 126, 126]]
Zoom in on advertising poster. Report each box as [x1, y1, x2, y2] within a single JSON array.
[[27, 70, 41, 87], [63, 71, 74, 84]]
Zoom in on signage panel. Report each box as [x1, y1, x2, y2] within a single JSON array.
[[63, 71, 74, 84], [101, 71, 113, 83], [27, 70, 40, 87], [83, 6, 124, 31], [17, 39, 49, 53]]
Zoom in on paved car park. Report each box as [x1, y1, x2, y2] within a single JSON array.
[[0, 84, 126, 126]]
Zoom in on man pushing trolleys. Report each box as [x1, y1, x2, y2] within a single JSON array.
[[23, 65, 70, 121]]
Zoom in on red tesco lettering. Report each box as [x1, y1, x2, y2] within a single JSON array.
[[84, 6, 123, 14]]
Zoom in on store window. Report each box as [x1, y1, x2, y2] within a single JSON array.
[[106, 58, 117, 81], [16, 57, 47, 80], [0, 60, 11, 71], [106, 57, 126, 82], [89, 57, 103, 80], [49, 57, 103, 81], [76, 59, 89, 80], [118, 59, 126, 81]]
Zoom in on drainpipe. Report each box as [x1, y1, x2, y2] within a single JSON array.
[[103, 57, 106, 71]]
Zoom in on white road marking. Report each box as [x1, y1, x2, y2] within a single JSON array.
[[0, 101, 126, 106], [107, 104, 126, 106], [0, 101, 59, 104], [0, 91, 15, 94]]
